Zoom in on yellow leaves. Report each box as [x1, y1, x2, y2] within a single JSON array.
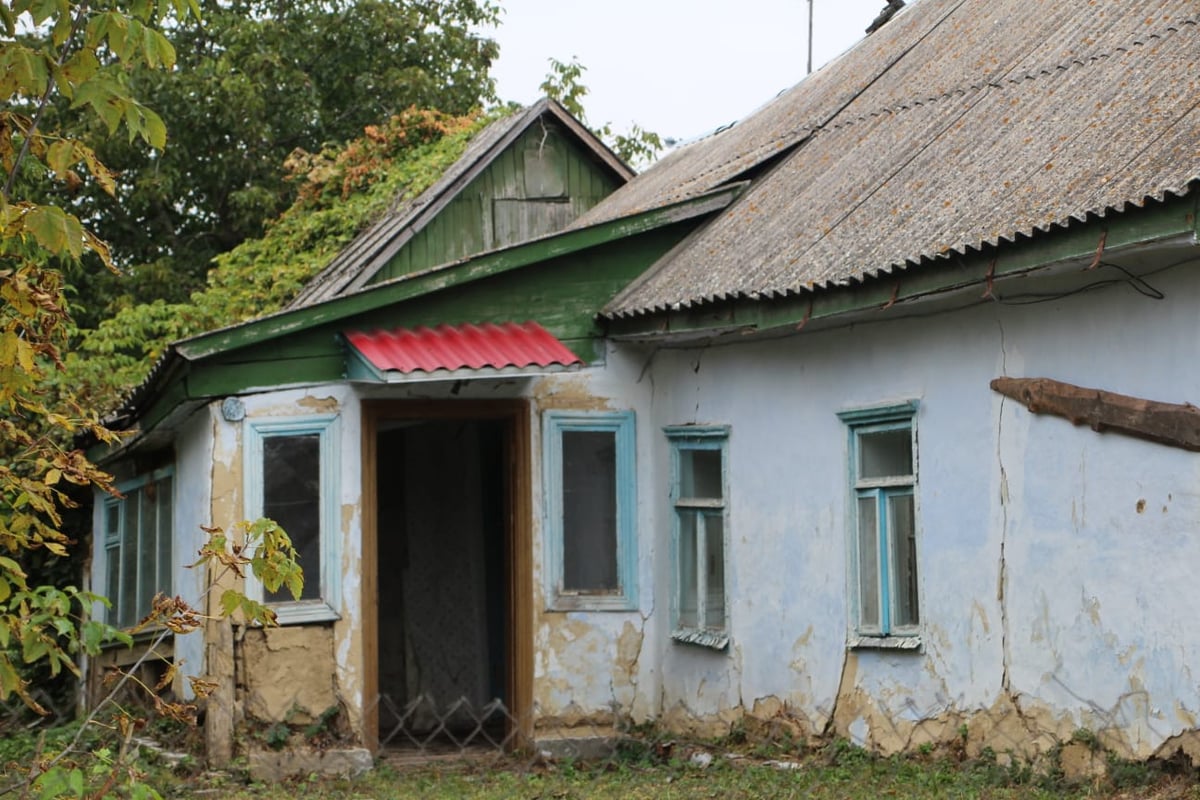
[[55, 49, 99, 99], [44, 137, 116, 198], [219, 589, 278, 627], [0, 44, 50, 99], [25, 204, 85, 259], [197, 520, 305, 626], [0, 331, 37, 373]]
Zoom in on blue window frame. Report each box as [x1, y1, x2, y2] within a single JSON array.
[[543, 411, 637, 610], [244, 414, 341, 624], [103, 468, 174, 628], [838, 402, 920, 642], [665, 425, 729, 650]]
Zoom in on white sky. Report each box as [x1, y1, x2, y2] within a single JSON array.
[[488, 0, 889, 146]]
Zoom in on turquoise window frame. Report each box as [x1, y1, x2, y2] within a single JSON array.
[[102, 467, 174, 629], [542, 410, 638, 611], [838, 401, 921, 646], [665, 425, 730, 650], [244, 414, 342, 624]]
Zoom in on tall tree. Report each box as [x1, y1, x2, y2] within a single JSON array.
[[0, 0, 197, 709], [56, 0, 499, 327]]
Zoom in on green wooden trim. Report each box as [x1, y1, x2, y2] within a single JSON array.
[[182, 356, 346, 401], [608, 193, 1200, 340], [123, 219, 693, 433], [176, 183, 746, 361]]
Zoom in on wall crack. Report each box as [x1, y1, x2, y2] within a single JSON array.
[[996, 317, 1012, 696]]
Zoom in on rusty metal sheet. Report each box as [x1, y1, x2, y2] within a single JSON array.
[[604, 0, 1199, 317]]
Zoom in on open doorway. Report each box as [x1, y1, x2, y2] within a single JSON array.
[[362, 401, 531, 752]]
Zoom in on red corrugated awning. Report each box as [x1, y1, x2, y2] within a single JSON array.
[[344, 321, 583, 377]]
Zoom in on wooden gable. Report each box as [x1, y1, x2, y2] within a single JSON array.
[[365, 120, 624, 286]]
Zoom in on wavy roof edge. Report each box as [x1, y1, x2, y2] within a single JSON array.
[[597, 0, 1200, 318]]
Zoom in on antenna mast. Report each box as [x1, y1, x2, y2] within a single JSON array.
[[807, 0, 814, 75]]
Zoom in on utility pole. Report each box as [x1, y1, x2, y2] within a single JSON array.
[[807, 0, 814, 75]]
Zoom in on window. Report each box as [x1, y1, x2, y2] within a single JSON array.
[[543, 411, 637, 610], [838, 402, 920, 645], [244, 414, 341, 624], [665, 426, 729, 649], [103, 468, 173, 628]]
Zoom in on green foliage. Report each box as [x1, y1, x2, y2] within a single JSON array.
[[0, 0, 200, 714], [1071, 726, 1100, 750], [0, 4, 310, 797], [64, 107, 495, 413], [50, 0, 501, 328], [262, 722, 291, 752], [539, 56, 664, 168]]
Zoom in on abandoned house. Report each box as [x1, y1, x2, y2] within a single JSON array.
[[89, 0, 1200, 767]]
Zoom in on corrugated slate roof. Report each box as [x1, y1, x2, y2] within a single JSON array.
[[289, 98, 631, 308], [344, 321, 583, 375], [600, 0, 1200, 318]]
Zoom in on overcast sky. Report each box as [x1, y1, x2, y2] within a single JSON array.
[[488, 0, 890, 146]]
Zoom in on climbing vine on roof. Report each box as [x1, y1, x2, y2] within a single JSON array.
[[63, 106, 500, 413]]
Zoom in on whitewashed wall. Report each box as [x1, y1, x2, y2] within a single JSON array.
[[171, 406, 216, 688], [595, 256, 1200, 757]]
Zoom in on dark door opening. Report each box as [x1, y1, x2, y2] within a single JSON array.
[[375, 418, 509, 744]]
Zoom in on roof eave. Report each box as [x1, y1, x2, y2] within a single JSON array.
[[605, 192, 1200, 343], [108, 180, 747, 436]]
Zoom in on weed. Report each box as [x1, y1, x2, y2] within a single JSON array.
[[1107, 753, 1163, 790], [263, 722, 291, 751], [824, 736, 871, 767], [1071, 727, 1100, 750], [302, 705, 341, 744]]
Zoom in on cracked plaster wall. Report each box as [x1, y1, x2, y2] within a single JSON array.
[[529, 348, 661, 729], [616, 256, 1200, 760], [206, 387, 366, 736]]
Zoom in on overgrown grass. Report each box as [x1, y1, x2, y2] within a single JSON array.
[[4, 723, 1200, 799]]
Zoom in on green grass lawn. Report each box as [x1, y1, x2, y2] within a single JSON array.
[[4, 721, 1199, 799], [172, 753, 1199, 800]]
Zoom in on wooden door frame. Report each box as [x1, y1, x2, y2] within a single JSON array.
[[360, 399, 533, 752]]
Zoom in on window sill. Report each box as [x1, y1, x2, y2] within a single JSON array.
[[96, 633, 174, 668], [268, 600, 341, 626], [848, 635, 922, 652], [671, 627, 729, 651], [548, 594, 637, 612]]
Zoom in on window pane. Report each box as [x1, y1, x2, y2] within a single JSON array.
[[703, 513, 725, 631], [889, 493, 919, 627], [678, 511, 698, 628], [857, 495, 880, 630], [263, 434, 321, 602], [106, 540, 121, 626], [120, 493, 139, 627], [561, 430, 618, 592], [156, 476, 173, 602], [859, 428, 912, 480], [680, 448, 722, 499], [104, 503, 120, 542], [138, 484, 159, 619]]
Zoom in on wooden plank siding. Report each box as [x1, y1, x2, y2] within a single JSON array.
[[368, 123, 622, 284]]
